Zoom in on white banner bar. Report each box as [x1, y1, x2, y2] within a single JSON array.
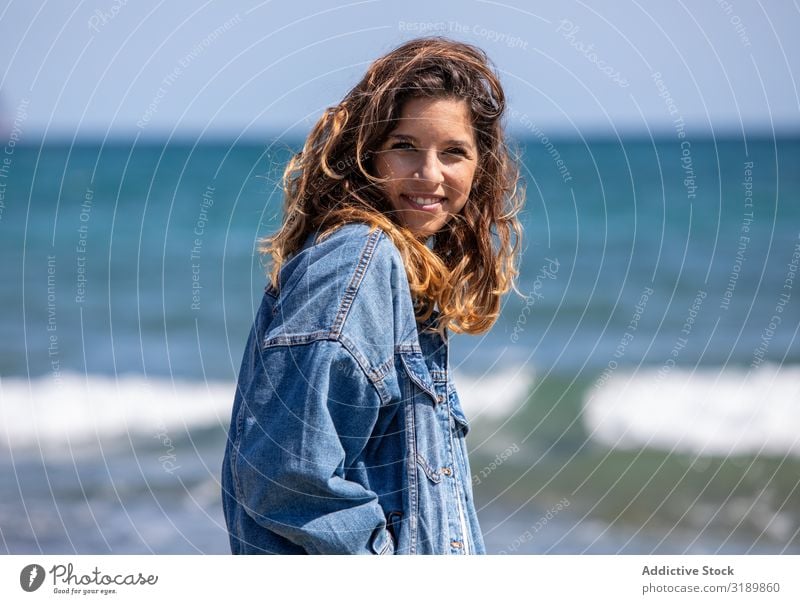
[[1, 555, 797, 603]]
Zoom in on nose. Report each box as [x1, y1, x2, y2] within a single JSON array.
[[413, 147, 445, 184]]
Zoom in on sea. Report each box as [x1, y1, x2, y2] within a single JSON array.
[[1, 134, 798, 554]]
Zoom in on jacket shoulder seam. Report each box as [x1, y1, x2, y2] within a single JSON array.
[[329, 226, 385, 338]]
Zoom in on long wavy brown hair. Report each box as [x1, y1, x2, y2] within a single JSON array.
[[261, 36, 525, 335]]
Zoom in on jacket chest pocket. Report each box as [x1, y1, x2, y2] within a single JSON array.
[[399, 352, 449, 485]]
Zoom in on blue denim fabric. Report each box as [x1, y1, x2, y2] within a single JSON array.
[[221, 222, 486, 555]]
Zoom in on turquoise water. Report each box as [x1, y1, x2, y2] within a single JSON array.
[[1, 135, 798, 553]]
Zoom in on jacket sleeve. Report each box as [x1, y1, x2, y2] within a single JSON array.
[[230, 337, 395, 555]]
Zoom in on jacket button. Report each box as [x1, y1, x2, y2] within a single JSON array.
[[451, 540, 463, 549], [441, 467, 452, 476], [437, 394, 445, 404]]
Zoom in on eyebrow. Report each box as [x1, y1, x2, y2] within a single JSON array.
[[387, 133, 474, 148]]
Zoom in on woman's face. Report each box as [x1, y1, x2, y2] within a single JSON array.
[[373, 96, 478, 239]]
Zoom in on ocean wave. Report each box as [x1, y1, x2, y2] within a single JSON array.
[[452, 365, 535, 421], [0, 373, 234, 450], [0, 365, 534, 450], [583, 363, 800, 457]]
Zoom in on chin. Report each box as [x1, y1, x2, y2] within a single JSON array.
[[405, 221, 439, 239]]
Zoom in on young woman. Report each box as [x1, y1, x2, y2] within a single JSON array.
[[221, 36, 524, 555]]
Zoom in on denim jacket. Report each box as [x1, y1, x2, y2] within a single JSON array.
[[221, 221, 486, 555]]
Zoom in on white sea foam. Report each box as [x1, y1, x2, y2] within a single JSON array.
[[0, 369, 532, 447], [0, 373, 234, 450], [0, 366, 532, 450], [452, 366, 534, 421], [583, 363, 800, 457]]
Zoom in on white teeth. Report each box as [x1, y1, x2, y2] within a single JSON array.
[[409, 196, 442, 206]]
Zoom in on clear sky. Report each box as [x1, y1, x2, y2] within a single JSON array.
[[1, 0, 798, 142]]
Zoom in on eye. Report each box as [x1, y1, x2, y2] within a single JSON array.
[[390, 141, 415, 151], [444, 147, 468, 157]]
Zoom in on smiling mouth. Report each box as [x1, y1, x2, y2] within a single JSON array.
[[400, 194, 446, 209]]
